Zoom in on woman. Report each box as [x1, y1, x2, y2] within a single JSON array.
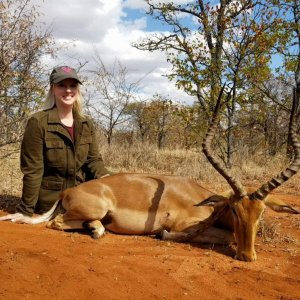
[[16, 66, 111, 216]]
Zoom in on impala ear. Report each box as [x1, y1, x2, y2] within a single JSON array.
[[265, 196, 299, 214], [195, 195, 228, 207]]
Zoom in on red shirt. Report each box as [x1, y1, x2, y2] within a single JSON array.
[[63, 124, 74, 141]]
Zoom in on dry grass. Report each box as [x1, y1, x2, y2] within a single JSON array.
[[0, 145, 22, 197], [0, 141, 299, 198], [258, 217, 299, 245], [100, 141, 300, 194], [258, 218, 281, 243]]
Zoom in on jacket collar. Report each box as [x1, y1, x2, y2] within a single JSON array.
[[47, 106, 86, 124], [47, 106, 87, 146], [48, 106, 61, 124]]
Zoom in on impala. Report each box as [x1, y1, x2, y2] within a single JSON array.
[[1, 90, 299, 262]]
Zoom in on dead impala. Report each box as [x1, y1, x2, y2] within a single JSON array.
[[1, 91, 299, 262]]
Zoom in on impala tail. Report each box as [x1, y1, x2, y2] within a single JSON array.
[[0, 200, 61, 224]]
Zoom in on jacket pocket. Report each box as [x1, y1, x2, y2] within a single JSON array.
[[80, 136, 92, 144], [77, 135, 92, 164], [41, 179, 63, 191], [45, 140, 64, 149], [45, 139, 65, 166]]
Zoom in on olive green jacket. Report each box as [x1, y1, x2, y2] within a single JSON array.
[[17, 107, 110, 216]]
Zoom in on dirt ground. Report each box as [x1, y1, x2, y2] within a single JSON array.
[[0, 192, 300, 300]]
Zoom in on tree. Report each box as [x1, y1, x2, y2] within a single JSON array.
[[125, 95, 201, 149], [0, 0, 55, 151], [124, 101, 151, 143], [173, 104, 203, 150], [272, 0, 300, 153], [86, 56, 142, 145], [243, 0, 300, 156], [124, 95, 173, 148], [235, 82, 290, 157], [133, 0, 281, 166]]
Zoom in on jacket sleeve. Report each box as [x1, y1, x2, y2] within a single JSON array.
[[16, 117, 44, 216], [84, 120, 113, 180]]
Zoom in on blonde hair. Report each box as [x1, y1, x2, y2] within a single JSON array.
[[43, 84, 85, 117]]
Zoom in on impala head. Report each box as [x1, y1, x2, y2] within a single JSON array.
[[203, 86, 300, 262], [224, 193, 261, 261]]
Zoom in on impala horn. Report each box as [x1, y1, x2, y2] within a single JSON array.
[[202, 85, 247, 199]]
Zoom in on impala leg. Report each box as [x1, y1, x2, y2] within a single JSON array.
[[190, 227, 235, 244], [160, 227, 234, 244], [46, 214, 106, 239], [47, 214, 64, 230], [47, 214, 86, 231], [159, 212, 235, 244], [159, 230, 190, 241], [159, 217, 203, 241]]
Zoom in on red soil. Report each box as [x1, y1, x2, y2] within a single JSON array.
[[0, 193, 299, 300]]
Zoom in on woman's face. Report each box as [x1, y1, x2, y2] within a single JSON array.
[[52, 78, 79, 109]]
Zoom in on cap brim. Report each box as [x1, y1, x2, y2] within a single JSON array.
[[52, 75, 82, 84]]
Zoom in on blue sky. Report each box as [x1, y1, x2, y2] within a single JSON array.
[[122, 6, 175, 32]]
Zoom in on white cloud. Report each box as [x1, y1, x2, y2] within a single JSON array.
[[34, 0, 123, 42], [123, 0, 148, 10]]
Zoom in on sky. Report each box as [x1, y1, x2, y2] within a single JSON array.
[[31, 0, 195, 104]]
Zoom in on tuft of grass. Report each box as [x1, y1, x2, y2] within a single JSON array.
[[257, 218, 280, 243], [258, 217, 298, 245], [0, 145, 22, 198]]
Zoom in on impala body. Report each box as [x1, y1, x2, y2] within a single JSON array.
[[49, 173, 299, 262], [57, 173, 215, 235]]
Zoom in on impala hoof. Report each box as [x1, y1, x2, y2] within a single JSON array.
[[155, 230, 166, 239], [92, 230, 105, 239], [235, 251, 257, 262]]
